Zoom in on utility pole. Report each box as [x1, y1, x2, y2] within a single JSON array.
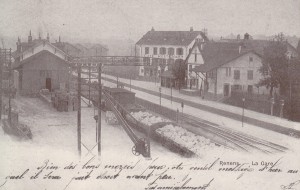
[[242, 98, 245, 127], [0, 48, 3, 120], [270, 98, 275, 116], [170, 86, 172, 104], [117, 75, 119, 88], [98, 63, 102, 156], [8, 49, 12, 126], [130, 75, 132, 91], [77, 64, 82, 157], [159, 87, 161, 113], [88, 62, 91, 106]]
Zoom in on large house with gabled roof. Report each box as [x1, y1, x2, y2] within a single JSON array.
[[135, 27, 208, 78], [12, 31, 71, 95], [188, 33, 299, 97]]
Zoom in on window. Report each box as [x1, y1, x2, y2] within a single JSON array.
[[153, 47, 157, 55], [226, 67, 231, 76], [234, 70, 240, 80], [195, 53, 197, 62], [189, 65, 193, 72], [168, 48, 174, 55], [249, 56, 253, 62], [145, 47, 149, 54], [159, 47, 166, 55], [247, 70, 253, 80], [176, 48, 183, 55]]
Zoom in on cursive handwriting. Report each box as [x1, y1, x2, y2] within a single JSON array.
[[281, 180, 300, 190]]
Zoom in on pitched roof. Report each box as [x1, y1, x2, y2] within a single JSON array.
[[13, 50, 69, 70], [13, 40, 67, 59], [192, 39, 298, 73], [193, 40, 264, 72], [52, 42, 81, 53], [136, 30, 208, 46], [76, 43, 108, 51]]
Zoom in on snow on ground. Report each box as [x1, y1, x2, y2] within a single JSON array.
[[102, 73, 300, 131], [0, 97, 300, 189], [101, 78, 300, 152]]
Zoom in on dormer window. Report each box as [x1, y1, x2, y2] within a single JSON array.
[[249, 56, 253, 62]]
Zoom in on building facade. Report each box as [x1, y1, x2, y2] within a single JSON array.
[[136, 27, 208, 79], [13, 32, 71, 95], [191, 33, 299, 97]]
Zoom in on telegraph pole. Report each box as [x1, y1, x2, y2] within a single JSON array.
[[88, 62, 91, 106], [8, 49, 12, 126], [0, 49, 3, 120], [98, 63, 102, 156], [77, 64, 82, 156]]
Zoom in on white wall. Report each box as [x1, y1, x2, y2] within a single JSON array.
[[213, 52, 269, 95]]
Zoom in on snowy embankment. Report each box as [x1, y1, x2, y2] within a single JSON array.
[[130, 111, 223, 157]]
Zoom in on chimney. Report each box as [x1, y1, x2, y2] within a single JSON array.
[[237, 34, 240, 40], [16, 37, 21, 52], [151, 27, 155, 32], [47, 33, 50, 42], [190, 27, 194, 32], [59, 35, 61, 43], [38, 32, 41, 40], [28, 30, 32, 43]]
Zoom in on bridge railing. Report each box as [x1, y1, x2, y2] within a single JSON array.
[[68, 56, 166, 67]]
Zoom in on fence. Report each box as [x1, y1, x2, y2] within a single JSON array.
[[227, 90, 290, 119]]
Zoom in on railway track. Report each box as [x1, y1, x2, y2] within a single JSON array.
[[182, 114, 288, 154], [75, 75, 289, 154]]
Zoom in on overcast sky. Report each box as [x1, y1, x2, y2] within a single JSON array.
[[0, 0, 300, 42]]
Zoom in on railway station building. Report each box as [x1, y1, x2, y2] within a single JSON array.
[[135, 27, 209, 80], [12, 31, 71, 95]]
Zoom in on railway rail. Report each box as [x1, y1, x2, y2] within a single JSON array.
[[182, 114, 288, 154], [74, 72, 289, 155]]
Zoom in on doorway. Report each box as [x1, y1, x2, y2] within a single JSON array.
[[224, 84, 230, 96], [46, 78, 52, 91]]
